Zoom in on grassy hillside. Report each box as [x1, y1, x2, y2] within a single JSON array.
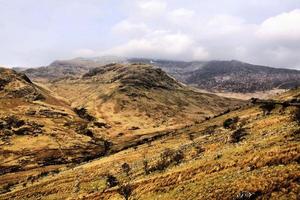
[[46, 63, 242, 138], [0, 68, 111, 194], [1, 88, 299, 199]]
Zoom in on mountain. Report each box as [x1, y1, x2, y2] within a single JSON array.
[[129, 59, 300, 93], [1, 83, 299, 199], [0, 64, 243, 197], [0, 67, 111, 188], [45, 63, 242, 141], [23, 56, 127, 82], [22, 57, 300, 93]]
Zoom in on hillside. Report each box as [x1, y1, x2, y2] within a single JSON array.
[[45, 63, 242, 139], [129, 59, 300, 93], [1, 86, 299, 199], [186, 60, 300, 92], [23, 57, 300, 94], [0, 68, 112, 193], [22, 57, 127, 82]]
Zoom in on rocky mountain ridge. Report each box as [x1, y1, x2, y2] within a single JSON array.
[[20, 57, 300, 93]]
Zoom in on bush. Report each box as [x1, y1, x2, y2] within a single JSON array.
[[106, 174, 119, 188], [194, 144, 205, 155], [203, 125, 218, 135], [259, 102, 276, 115], [73, 107, 95, 121], [118, 183, 133, 200], [142, 159, 149, 175], [0, 183, 14, 194], [121, 163, 131, 177], [75, 124, 94, 137], [188, 132, 194, 141], [155, 148, 184, 171], [229, 128, 247, 143], [173, 150, 184, 165], [293, 107, 300, 124], [290, 129, 300, 140], [223, 117, 239, 129]]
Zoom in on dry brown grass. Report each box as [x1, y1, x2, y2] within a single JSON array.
[[1, 101, 299, 200], [1, 67, 299, 200]]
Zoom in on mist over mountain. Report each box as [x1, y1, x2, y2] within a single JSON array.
[[22, 57, 300, 93], [130, 58, 300, 92]]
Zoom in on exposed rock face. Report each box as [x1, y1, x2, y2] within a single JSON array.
[[0, 116, 44, 137], [186, 60, 300, 92], [83, 63, 183, 90], [0, 67, 113, 178], [23, 57, 300, 93], [73, 107, 96, 121], [23, 57, 127, 81], [128, 59, 300, 92], [0, 68, 44, 101]]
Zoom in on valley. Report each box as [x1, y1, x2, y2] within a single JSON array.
[[0, 61, 299, 199]]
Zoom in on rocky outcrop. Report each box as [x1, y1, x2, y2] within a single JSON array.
[[83, 63, 183, 90], [0, 68, 45, 101], [0, 115, 44, 137], [19, 58, 300, 93], [129, 59, 300, 93], [73, 107, 95, 121]]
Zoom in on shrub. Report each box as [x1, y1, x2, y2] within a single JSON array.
[[203, 125, 218, 135], [73, 107, 95, 121], [121, 163, 131, 177], [155, 149, 173, 171], [214, 153, 222, 160], [106, 174, 119, 188], [118, 183, 133, 200], [154, 148, 184, 171], [173, 150, 184, 165], [103, 139, 113, 154], [0, 183, 14, 194], [229, 128, 247, 143], [223, 117, 239, 129], [291, 129, 300, 140], [250, 98, 258, 104], [194, 144, 205, 155], [293, 107, 300, 124], [259, 101, 275, 115], [142, 159, 149, 175], [75, 124, 94, 137], [188, 132, 194, 141], [204, 117, 211, 121]]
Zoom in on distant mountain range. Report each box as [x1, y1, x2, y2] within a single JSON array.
[[129, 58, 300, 93], [19, 57, 300, 93]]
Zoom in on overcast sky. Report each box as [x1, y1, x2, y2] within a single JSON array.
[[0, 0, 300, 68]]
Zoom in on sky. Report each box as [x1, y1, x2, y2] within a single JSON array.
[[0, 0, 300, 69]]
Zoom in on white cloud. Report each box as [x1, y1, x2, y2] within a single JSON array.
[[167, 8, 195, 24], [251, 9, 300, 67], [2, 0, 300, 68], [193, 47, 210, 60], [104, 32, 209, 60], [200, 15, 253, 37], [101, 4, 300, 68], [256, 9, 300, 42], [73, 49, 97, 57], [136, 0, 167, 17], [112, 20, 150, 38]]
